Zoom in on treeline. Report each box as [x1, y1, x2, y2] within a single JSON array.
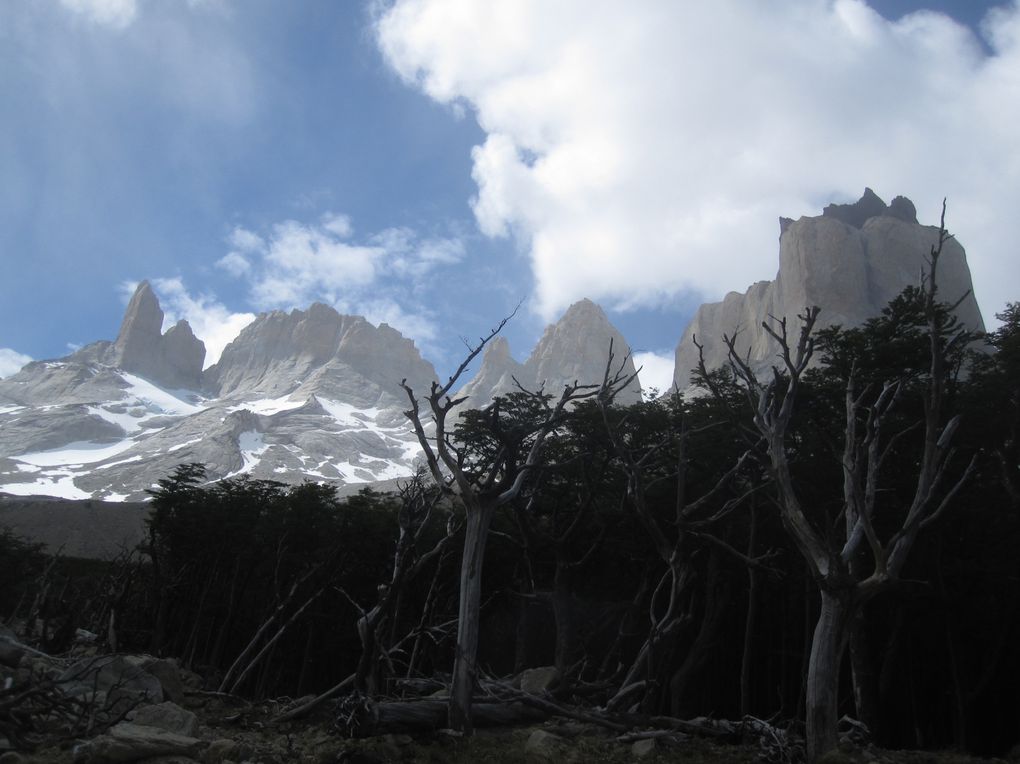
[[3, 288, 1018, 758]]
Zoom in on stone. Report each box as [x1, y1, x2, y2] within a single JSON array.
[[202, 738, 242, 763], [130, 701, 199, 736], [72, 722, 204, 763], [59, 655, 163, 715], [524, 729, 564, 761], [631, 737, 657, 758], [143, 658, 188, 704], [519, 666, 560, 695], [0, 639, 24, 668]]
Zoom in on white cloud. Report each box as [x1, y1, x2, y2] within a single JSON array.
[[216, 212, 463, 353], [376, 0, 1020, 325], [59, 0, 137, 29], [228, 226, 266, 254], [633, 351, 676, 400], [360, 298, 440, 345], [0, 349, 33, 379], [151, 278, 256, 368], [216, 251, 252, 277]]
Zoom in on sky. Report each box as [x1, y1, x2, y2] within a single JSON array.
[[1, 0, 1018, 396]]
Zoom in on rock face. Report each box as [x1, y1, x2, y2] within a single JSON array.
[[207, 303, 437, 407], [0, 290, 440, 501], [673, 190, 985, 386], [106, 281, 205, 391], [457, 299, 642, 409]]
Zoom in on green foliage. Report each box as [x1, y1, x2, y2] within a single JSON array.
[[0, 528, 45, 618]]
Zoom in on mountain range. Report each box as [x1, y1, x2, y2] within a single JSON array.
[[0, 190, 984, 502]]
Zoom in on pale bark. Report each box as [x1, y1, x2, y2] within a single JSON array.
[[806, 590, 848, 762], [448, 502, 495, 734]]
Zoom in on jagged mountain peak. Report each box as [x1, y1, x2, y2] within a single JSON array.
[[457, 298, 642, 409], [675, 189, 984, 388], [106, 281, 205, 391]]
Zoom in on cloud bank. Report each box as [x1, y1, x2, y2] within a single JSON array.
[[0, 349, 33, 379], [376, 0, 1020, 324], [200, 213, 465, 359]]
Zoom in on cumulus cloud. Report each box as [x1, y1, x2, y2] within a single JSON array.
[[376, 0, 1020, 325], [633, 351, 677, 400], [216, 213, 463, 354], [150, 278, 256, 368], [59, 0, 137, 29], [0, 349, 33, 379]]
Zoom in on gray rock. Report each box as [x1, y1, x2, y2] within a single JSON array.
[[524, 729, 565, 761], [518, 666, 559, 695], [59, 655, 163, 714], [822, 186, 888, 229], [674, 190, 985, 387], [130, 701, 198, 737], [72, 721, 204, 763], [458, 298, 642, 410], [207, 303, 437, 404], [631, 737, 657, 758], [142, 658, 187, 704], [108, 282, 205, 391]]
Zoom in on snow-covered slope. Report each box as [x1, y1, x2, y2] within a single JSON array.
[[0, 285, 438, 501]]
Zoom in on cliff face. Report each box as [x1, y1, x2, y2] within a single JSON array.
[[205, 303, 438, 408], [673, 190, 985, 386], [106, 281, 205, 391]]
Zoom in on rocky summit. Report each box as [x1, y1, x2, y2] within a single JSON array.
[[456, 298, 642, 409], [0, 289, 640, 501], [673, 189, 985, 387], [0, 189, 988, 501]]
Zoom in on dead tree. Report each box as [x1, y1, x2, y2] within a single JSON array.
[[400, 313, 635, 734], [710, 203, 977, 761], [349, 468, 457, 694]]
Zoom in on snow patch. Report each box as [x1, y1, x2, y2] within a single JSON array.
[[225, 429, 269, 478], [120, 373, 205, 416], [227, 396, 307, 416], [16, 439, 136, 467], [2, 474, 91, 500]]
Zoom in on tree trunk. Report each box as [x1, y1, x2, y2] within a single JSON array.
[[449, 502, 496, 734], [848, 608, 880, 740], [552, 562, 578, 678], [740, 505, 758, 718], [806, 589, 849, 762]]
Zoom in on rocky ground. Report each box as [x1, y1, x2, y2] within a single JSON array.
[[2, 625, 1017, 764]]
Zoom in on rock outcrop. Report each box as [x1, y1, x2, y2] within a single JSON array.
[[206, 303, 438, 407], [457, 299, 642, 409], [106, 281, 205, 390], [673, 189, 985, 386]]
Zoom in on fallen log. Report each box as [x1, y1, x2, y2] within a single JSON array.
[[337, 695, 545, 737]]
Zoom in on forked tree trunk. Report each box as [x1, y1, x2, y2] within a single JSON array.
[[806, 590, 850, 761], [449, 502, 496, 733]]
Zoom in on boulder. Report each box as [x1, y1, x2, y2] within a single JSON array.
[[59, 655, 163, 715], [130, 701, 198, 737], [524, 729, 565, 761], [72, 721, 204, 763]]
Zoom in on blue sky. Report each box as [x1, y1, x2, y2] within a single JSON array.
[[1, 0, 1018, 394]]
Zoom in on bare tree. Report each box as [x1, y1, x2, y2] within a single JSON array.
[[400, 314, 635, 733], [708, 204, 977, 761]]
